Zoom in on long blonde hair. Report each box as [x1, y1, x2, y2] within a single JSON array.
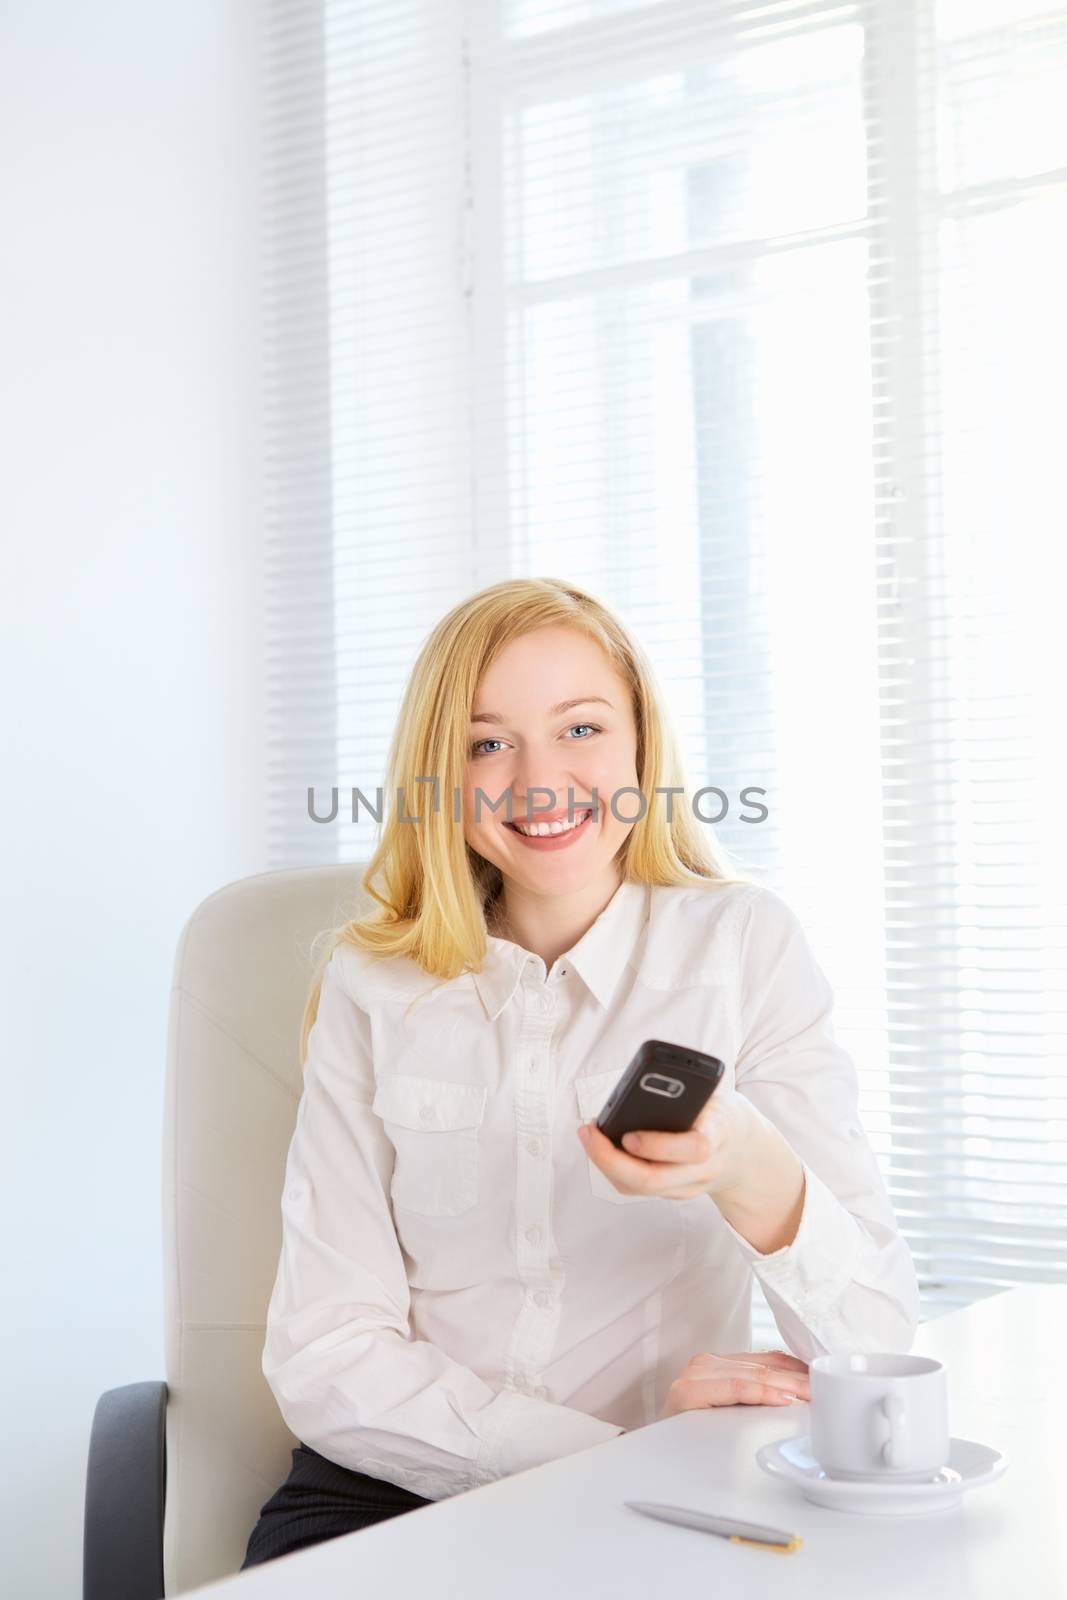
[[299, 577, 753, 1064]]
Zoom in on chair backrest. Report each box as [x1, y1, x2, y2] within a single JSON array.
[[162, 863, 373, 1595]]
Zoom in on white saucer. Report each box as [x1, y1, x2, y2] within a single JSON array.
[[755, 1434, 1008, 1516]]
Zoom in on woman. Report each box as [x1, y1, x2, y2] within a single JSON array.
[[241, 577, 918, 1568]]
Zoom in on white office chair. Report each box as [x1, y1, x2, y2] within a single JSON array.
[[83, 863, 374, 1597]]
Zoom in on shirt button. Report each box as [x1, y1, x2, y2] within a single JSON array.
[[529, 1058, 541, 1072], [533, 1289, 552, 1308], [526, 1137, 544, 1156], [524, 1225, 541, 1244], [534, 1385, 549, 1399], [288, 1185, 303, 1202]]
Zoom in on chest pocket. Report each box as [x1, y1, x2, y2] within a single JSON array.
[[575, 1069, 648, 1205], [372, 1075, 487, 1217]]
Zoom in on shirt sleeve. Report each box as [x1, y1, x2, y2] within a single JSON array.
[[261, 948, 623, 1501], [721, 887, 921, 1360]]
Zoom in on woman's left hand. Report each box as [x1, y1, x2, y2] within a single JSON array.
[[576, 1081, 764, 1202]]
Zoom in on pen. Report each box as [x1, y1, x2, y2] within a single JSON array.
[[625, 1501, 803, 1552]]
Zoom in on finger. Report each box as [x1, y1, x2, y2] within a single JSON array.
[[621, 1128, 710, 1164], [754, 1365, 810, 1393], [740, 1370, 808, 1396], [686, 1372, 805, 1406], [737, 1377, 802, 1404], [584, 1124, 702, 1194], [711, 1377, 799, 1407], [581, 1124, 650, 1186], [752, 1350, 810, 1373], [689, 1351, 808, 1376], [689, 1353, 770, 1373], [728, 1369, 809, 1402]]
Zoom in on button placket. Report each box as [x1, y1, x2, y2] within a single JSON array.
[[504, 1004, 562, 1394], [516, 1017, 553, 1260]]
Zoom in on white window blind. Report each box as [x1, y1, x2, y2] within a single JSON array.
[[263, 0, 1067, 1343]]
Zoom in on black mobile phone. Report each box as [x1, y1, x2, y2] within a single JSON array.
[[594, 1039, 725, 1150]]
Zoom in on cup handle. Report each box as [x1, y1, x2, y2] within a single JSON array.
[[879, 1393, 908, 1468]]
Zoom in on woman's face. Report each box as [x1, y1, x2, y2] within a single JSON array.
[[462, 625, 640, 895]]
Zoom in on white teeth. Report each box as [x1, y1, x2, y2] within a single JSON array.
[[514, 810, 591, 838]]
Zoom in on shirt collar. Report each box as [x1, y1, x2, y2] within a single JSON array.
[[472, 878, 651, 1021]]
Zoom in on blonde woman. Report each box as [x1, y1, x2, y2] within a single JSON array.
[[241, 577, 919, 1568]]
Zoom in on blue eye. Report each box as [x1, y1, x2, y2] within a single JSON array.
[[469, 724, 603, 759]]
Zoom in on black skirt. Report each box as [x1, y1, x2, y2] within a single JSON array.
[[240, 1441, 433, 1569]]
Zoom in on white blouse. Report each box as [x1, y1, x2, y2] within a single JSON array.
[[261, 876, 919, 1501]]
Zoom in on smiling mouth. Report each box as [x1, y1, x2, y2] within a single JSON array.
[[505, 808, 593, 838]]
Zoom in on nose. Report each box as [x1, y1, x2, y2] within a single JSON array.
[[510, 765, 588, 820]]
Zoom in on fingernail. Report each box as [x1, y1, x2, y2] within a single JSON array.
[[577, 1124, 589, 1144]]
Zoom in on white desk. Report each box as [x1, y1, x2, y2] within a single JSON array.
[[203, 1284, 1064, 1598]]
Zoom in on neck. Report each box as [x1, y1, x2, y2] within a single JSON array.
[[488, 866, 624, 968]]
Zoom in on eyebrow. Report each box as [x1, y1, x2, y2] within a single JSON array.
[[470, 695, 614, 726]]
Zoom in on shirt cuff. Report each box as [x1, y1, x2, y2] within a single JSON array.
[[473, 1388, 625, 1485], [718, 1161, 866, 1318]]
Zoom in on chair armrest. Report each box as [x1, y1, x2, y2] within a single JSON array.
[[84, 1380, 168, 1600]]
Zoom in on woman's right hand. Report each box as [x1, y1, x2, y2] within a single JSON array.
[[660, 1349, 811, 1419]]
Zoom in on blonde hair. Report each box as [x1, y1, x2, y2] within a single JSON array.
[[299, 576, 753, 1064]]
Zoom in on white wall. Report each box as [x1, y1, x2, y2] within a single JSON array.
[[0, 4, 266, 1594]]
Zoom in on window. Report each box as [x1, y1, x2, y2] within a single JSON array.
[[264, 0, 1067, 1338]]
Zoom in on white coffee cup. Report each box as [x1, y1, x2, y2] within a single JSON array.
[[808, 1353, 950, 1482]]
